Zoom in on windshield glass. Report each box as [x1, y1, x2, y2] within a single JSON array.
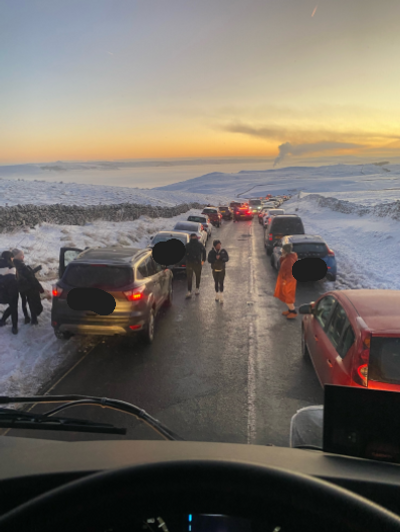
[[1, 0, 399, 458], [64, 265, 133, 289]]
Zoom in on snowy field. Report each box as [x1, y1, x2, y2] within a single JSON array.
[[1, 162, 400, 398]]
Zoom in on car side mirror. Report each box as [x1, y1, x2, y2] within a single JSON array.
[[299, 303, 314, 315]]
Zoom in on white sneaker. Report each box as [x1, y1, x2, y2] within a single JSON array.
[[186, 291, 192, 298], [195, 288, 200, 296], [219, 293, 224, 304], [215, 293, 219, 301]]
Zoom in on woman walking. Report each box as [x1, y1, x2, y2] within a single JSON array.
[[207, 239, 229, 304], [273, 242, 298, 319]]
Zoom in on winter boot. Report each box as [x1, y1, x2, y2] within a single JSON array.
[[215, 293, 219, 301], [219, 293, 224, 304], [186, 291, 192, 299], [0, 319, 6, 327], [195, 288, 200, 296], [12, 326, 18, 335], [25, 316, 31, 324], [286, 310, 298, 320], [31, 317, 39, 325]]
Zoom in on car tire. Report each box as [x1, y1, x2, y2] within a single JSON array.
[[142, 308, 155, 344], [301, 326, 310, 359], [54, 329, 72, 340], [270, 254, 275, 269], [327, 274, 337, 282], [266, 246, 272, 256], [164, 281, 173, 308]]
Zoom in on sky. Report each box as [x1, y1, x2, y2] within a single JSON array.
[[1, 0, 400, 166]]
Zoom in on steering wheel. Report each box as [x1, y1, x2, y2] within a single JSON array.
[[0, 460, 400, 532]]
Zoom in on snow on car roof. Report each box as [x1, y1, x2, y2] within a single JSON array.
[[286, 234, 324, 243]]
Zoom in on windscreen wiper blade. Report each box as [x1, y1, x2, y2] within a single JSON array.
[[0, 394, 184, 441], [0, 408, 126, 435]]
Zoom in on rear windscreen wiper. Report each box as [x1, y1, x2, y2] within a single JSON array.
[[0, 394, 184, 441], [0, 407, 126, 435]]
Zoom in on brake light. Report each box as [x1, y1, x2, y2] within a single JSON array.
[[269, 234, 273, 241], [52, 285, 63, 297], [327, 248, 335, 256], [247, 211, 251, 215], [352, 330, 371, 387], [123, 289, 144, 302]]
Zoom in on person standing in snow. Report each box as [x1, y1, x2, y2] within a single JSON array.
[[0, 251, 20, 334], [273, 242, 298, 319], [11, 249, 44, 325], [207, 239, 229, 304], [185, 234, 206, 298]]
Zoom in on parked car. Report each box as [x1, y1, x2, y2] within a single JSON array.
[[258, 206, 270, 224], [173, 221, 207, 245], [262, 208, 285, 227], [264, 214, 305, 255], [270, 234, 337, 281], [233, 204, 254, 221], [229, 201, 245, 211], [261, 200, 279, 210], [51, 247, 173, 343], [148, 231, 190, 273], [248, 199, 263, 214], [218, 206, 233, 220], [187, 215, 212, 239], [201, 207, 222, 227], [299, 289, 400, 391]]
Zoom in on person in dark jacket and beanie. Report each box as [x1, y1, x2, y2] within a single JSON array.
[[207, 239, 229, 304], [0, 251, 20, 334], [185, 233, 206, 298], [11, 249, 44, 325]]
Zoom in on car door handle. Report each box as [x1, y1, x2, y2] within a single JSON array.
[[326, 359, 333, 368], [314, 335, 319, 342]]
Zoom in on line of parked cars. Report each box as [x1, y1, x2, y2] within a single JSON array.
[[259, 197, 400, 395]]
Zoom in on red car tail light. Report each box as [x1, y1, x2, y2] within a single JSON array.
[[247, 211, 251, 215], [327, 248, 335, 256], [129, 324, 142, 330], [123, 288, 145, 302], [269, 233, 273, 241], [52, 285, 63, 297], [352, 330, 371, 387]]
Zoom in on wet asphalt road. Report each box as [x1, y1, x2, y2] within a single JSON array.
[[5, 217, 324, 446]]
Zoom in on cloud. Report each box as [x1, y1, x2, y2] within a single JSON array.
[[311, 5, 318, 17], [273, 141, 364, 166]]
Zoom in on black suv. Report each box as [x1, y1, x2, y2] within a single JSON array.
[[51, 247, 173, 343], [264, 214, 305, 255]]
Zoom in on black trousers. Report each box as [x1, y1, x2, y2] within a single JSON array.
[[20, 292, 30, 318], [213, 270, 225, 292], [23, 288, 43, 321], [186, 262, 202, 291], [1, 296, 18, 327]]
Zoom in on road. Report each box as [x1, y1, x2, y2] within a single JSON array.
[[4, 217, 324, 446]]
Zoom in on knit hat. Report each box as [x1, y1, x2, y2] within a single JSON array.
[[12, 248, 23, 259], [282, 242, 293, 254]]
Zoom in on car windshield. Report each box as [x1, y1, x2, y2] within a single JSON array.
[[64, 264, 133, 289], [1, 0, 399, 462], [292, 243, 327, 254], [151, 235, 187, 245]]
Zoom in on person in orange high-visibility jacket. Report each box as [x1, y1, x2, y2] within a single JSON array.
[[273, 242, 298, 319]]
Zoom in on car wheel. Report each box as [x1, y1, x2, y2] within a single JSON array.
[[270, 254, 275, 268], [327, 274, 337, 282], [164, 281, 173, 308], [266, 246, 272, 256], [301, 326, 310, 359], [54, 329, 72, 340], [142, 308, 155, 344]]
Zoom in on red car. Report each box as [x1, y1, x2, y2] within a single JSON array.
[[300, 290, 400, 391]]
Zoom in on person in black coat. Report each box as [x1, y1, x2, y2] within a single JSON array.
[[207, 239, 229, 304], [185, 233, 206, 298], [11, 249, 44, 325], [0, 252, 20, 334]]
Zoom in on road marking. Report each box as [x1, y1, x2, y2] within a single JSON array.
[[247, 222, 257, 444]]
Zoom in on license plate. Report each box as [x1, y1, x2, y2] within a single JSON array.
[[275, 235, 282, 240]]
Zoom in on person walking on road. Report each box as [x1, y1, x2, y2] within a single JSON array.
[[273, 242, 298, 319], [12, 249, 44, 325], [207, 239, 229, 304], [185, 233, 206, 298]]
